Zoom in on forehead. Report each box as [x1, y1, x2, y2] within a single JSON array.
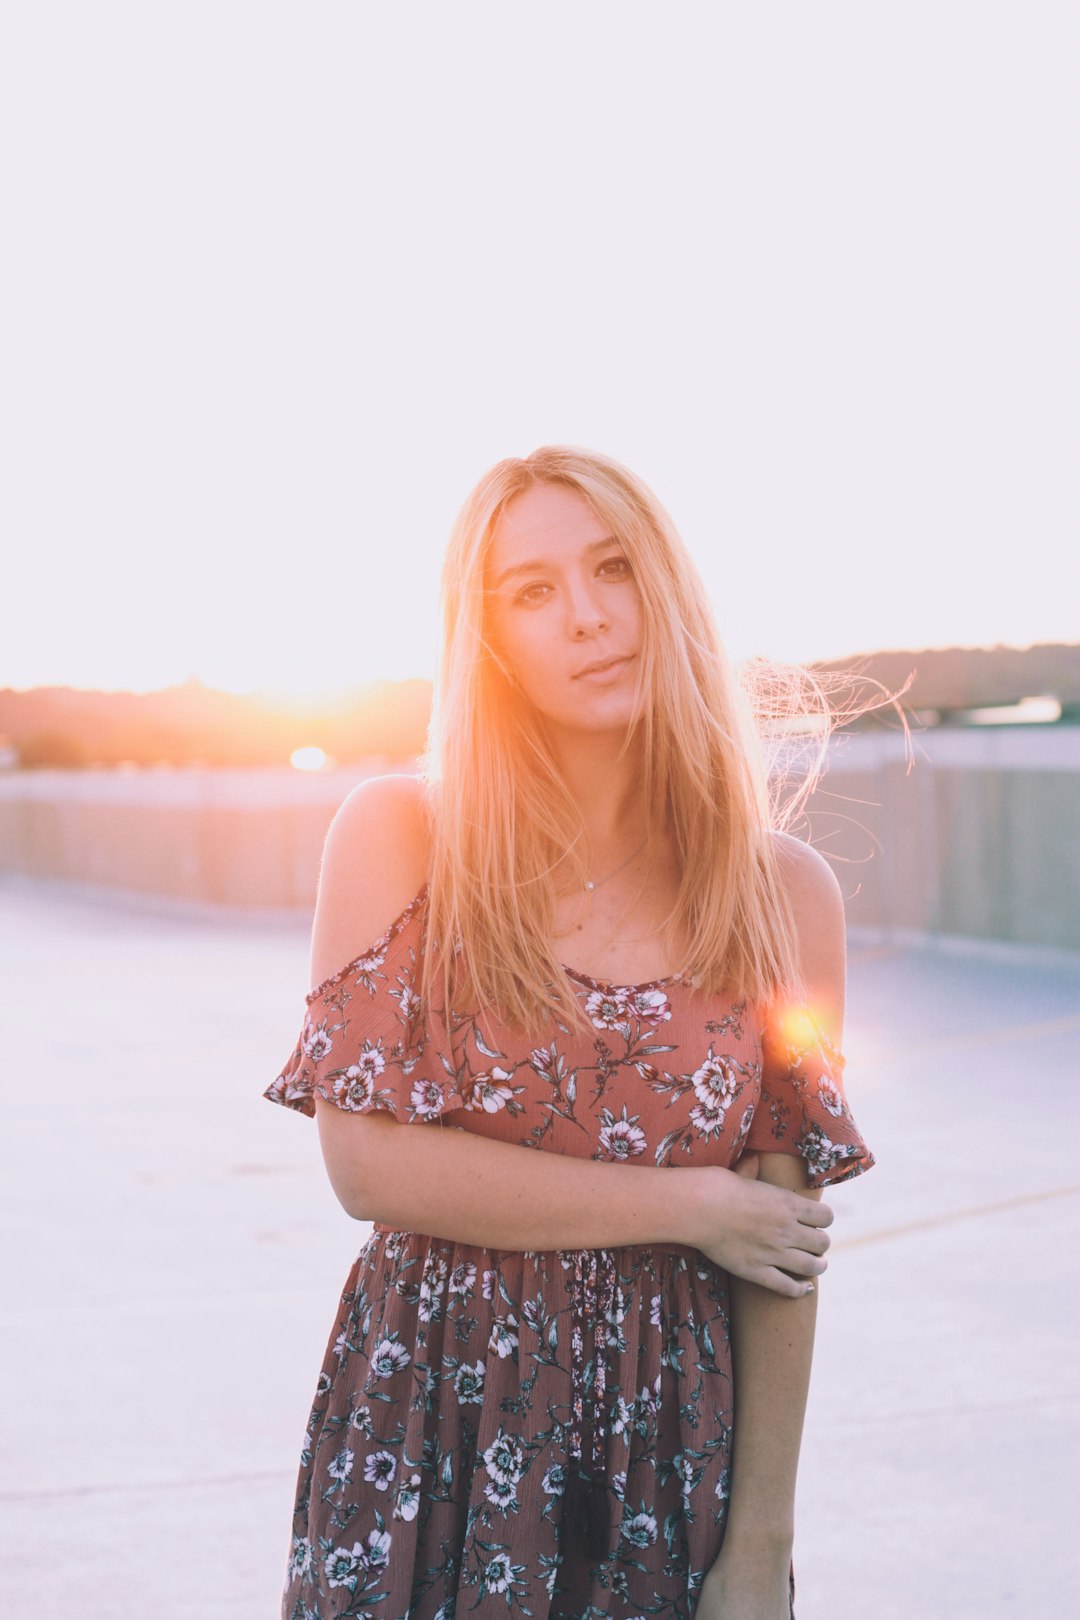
[[487, 482, 610, 569]]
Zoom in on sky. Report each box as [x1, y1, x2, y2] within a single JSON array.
[[3, 4, 1077, 698]]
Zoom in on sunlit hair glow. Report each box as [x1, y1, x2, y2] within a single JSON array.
[[418, 444, 902, 1037]]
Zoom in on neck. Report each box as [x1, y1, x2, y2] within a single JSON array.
[[547, 726, 651, 850]]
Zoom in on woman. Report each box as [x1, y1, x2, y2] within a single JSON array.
[[265, 445, 875, 1619]]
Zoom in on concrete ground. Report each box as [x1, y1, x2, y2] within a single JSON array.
[[1, 873, 1078, 1620]]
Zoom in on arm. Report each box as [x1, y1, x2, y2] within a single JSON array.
[[307, 780, 832, 1286], [698, 836, 846, 1619], [318, 1102, 831, 1287]]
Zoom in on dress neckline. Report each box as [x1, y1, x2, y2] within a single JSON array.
[[560, 962, 686, 995], [307, 881, 689, 1004]]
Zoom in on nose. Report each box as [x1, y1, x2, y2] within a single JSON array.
[[564, 571, 608, 637]]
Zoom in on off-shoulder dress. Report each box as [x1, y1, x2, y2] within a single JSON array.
[[263, 883, 874, 1620]]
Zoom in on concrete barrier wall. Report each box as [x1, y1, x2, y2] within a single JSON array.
[[797, 728, 1080, 950], [1, 731, 1077, 948]]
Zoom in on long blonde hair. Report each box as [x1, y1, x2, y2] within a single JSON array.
[[418, 444, 897, 1036]]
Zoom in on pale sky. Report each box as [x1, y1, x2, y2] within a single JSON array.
[[3, 4, 1077, 698]]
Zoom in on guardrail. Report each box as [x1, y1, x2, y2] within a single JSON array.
[[1, 729, 1077, 949]]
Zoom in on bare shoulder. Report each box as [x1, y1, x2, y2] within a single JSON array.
[[771, 829, 845, 925], [308, 773, 432, 992], [769, 829, 846, 1035]]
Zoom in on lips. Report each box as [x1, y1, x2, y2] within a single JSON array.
[[572, 655, 631, 679]]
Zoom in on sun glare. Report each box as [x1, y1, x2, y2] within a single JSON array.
[[290, 746, 329, 771], [779, 1005, 823, 1051]]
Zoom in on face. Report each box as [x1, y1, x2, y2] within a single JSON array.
[[484, 481, 643, 736]]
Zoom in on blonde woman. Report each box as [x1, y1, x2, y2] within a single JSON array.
[[265, 446, 875, 1619]]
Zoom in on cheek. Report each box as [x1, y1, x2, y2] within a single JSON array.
[[506, 619, 560, 691]]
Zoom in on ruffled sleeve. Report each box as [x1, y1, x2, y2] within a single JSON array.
[[262, 886, 463, 1125], [745, 1002, 875, 1187]]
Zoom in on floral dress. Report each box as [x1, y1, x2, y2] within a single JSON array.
[[263, 884, 874, 1620]]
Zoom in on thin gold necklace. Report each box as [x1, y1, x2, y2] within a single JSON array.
[[584, 837, 649, 892]]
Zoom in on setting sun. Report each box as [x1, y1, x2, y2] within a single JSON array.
[[290, 746, 329, 772]]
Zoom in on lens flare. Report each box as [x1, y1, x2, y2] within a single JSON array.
[[290, 746, 328, 771]]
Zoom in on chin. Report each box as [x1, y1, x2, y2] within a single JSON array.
[[542, 700, 641, 737]]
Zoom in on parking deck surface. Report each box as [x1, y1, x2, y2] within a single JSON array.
[[2, 874, 1077, 1618]]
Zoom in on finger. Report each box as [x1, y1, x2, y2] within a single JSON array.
[[781, 1249, 828, 1277], [798, 1201, 834, 1228], [758, 1267, 817, 1299], [798, 1226, 831, 1256]]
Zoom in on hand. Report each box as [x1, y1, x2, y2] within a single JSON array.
[[696, 1537, 792, 1620], [687, 1153, 832, 1298]]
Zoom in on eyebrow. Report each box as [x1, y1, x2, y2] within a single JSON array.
[[489, 536, 621, 591]]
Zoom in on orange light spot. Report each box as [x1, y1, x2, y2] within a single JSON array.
[[779, 1005, 820, 1050]]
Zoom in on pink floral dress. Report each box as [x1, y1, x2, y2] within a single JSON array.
[[264, 884, 874, 1619]]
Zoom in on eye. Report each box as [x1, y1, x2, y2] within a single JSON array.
[[513, 580, 551, 605], [598, 555, 632, 578]]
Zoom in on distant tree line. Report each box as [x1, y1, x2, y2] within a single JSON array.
[[2, 645, 1077, 769]]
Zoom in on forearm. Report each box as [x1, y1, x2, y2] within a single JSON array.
[[724, 1275, 817, 1551], [317, 1104, 711, 1251], [723, 1153, 822, 1550]]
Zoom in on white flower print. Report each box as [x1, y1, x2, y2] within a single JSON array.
[[370, 1337, 411, 1378], [621, 1509, 658, 1548], [449, 1260, 477, 1295], [797, 1121, 858, 1179], [349, 1403, 373, 1434], [394, 1471, 422, 1521], [354, 946, 387, 977], [638, 1373, 661, 1418], [611, 1394, 635, 1435], [301, 1018, 333, 1062], [673, 1451, 698, 1500], [689, 1100, 730, 1139], [611, 1469, 627, 1500], [584, 988, 631, 1030], [288, 1534, 313, 1580], [733, 1100, 755, 1149], [360, 1527, 392, 1572], [418, 1255, 449, 1321], [326, 1446, 354, 1484], [484, 1475, 518, 1512], [542, 1461, 566, 1496], [482, 1268, 496, 1300], [624, 987, 672, 1023], [605, 1283, 629, 1327], [466, 1066, 516, 1113], [331, 1066, 375, 1111], [483, 1427, 525, 1485], [391, 982, 421, 1020], [364, 1450, 397, 1490], [488, 1311, 519, 1359], [454, 1360, 486, 1403], [598, 1106, 648, 1161], [650, 1292, 662, 1329], [480, 1551, 514, 1595], [816, 1077, 845, 1117], [691, 1051, 740, 1113], [411, 1077, 447, 1119], [323, 1544, 360, 1590]]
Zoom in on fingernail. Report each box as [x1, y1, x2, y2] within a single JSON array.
[[805, 1283, 815, 1294]]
